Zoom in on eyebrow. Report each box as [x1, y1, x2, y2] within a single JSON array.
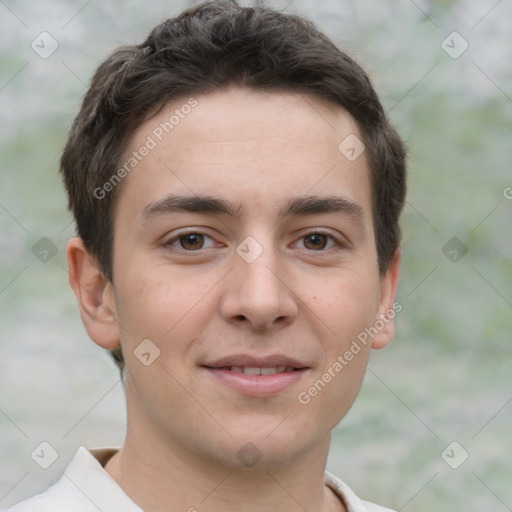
[[140, 194, 366, 227]]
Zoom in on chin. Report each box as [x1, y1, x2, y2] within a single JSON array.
[[203, 415, 329, 470]]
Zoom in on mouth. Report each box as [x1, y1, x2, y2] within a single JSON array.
[[201, 355, 309, 396], [208, 365, 297, 375]]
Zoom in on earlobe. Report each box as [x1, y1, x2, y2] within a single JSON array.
[[66, 237, 120, 350], [371, 248, 402, 350]]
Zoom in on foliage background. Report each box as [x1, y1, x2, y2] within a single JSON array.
[[1, 0, 511, 510]]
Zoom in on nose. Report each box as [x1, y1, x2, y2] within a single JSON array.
[[219, 238, 299, 332]]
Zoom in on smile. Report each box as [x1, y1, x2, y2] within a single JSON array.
[[220, 366, 295, 375], [203, 365, 308, 396]]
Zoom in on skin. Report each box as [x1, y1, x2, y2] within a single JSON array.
[[67, 87, 401, 512]]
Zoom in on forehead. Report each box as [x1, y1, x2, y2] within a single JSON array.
[[143, 88, 362, 160], [117, 87, 372, 224]]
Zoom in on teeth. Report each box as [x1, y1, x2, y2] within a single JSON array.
[[227, 366, 292, 375], [261, 365, 288, 375], [244, 367, 261, 375]]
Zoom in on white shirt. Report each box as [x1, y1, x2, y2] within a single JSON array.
[[4, 447, 396, 512]]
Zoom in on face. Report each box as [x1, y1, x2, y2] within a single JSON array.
[[101, 88, 399, 468]]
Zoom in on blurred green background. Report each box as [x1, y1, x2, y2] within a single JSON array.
[[0, 0, 511, 510]]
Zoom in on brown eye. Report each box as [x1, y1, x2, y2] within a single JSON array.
[[179, 233, 204, 250], [303, 233, 330, 250], [165, 232, 216, 251]]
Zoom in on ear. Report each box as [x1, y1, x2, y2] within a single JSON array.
[[371, 248, 402, 349], [66, 237, 120, 350]]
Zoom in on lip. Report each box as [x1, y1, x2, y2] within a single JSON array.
[[202, 353, 310, 397], [203, 353, 308, 369], [203, 367, 309, 396]]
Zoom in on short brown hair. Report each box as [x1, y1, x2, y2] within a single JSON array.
[[61, 0, 406, 373]]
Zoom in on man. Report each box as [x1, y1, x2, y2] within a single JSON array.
[[6, 1, 406, 510]]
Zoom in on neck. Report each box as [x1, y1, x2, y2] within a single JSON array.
[[105, 411, 344, 512]]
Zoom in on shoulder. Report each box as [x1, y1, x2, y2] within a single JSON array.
[[325, 471, 397, 512], [3, 471, 102, 512], [3, 447, 138, 512], [359, 501, 397, 512], [3, 478, 77, 512]]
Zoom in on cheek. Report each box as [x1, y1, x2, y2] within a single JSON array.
[[298, 284, 377, 428], [315, 274, 380, 346], [112, 259, 216, 354]]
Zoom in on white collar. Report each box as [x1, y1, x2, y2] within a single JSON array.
[[63, 447, 142, 512], [15, 447, 387, 512]]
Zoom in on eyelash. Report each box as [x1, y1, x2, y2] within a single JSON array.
[[163, 229, 346, 253]]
